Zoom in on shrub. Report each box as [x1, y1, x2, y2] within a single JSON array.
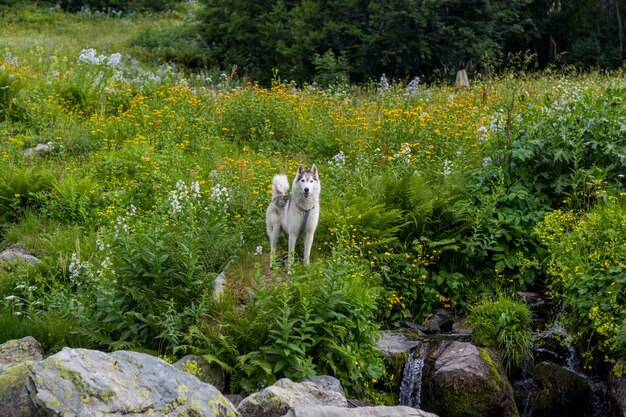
[[502, 86, 626, 208], [535, 197, 626, 372], [183, 254, 384, 395], [468, 295, 533, 375], [50, 180, 238, 354]]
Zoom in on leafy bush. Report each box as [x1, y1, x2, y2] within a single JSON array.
[[468, 295, 533, 375], [184, 254, 383, 395], [129, 22, 210, 69], [47, 180, 238, 354], [503, 86, 626, 208], [535, 197, 626, 372]]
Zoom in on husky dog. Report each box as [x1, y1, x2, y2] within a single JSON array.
[[266, 164, 320, 266]]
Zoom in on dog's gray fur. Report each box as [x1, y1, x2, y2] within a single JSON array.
[[266, 164, 320, 265]]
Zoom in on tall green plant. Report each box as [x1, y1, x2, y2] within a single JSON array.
[[183, 254, 383, 395], [468, 295, 533, 375]]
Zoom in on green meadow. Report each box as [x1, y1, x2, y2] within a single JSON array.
[[1, 3, 625, 398]]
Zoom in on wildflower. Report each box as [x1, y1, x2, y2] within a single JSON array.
[[330, 151, 346, 168], [377, 74, 390, 94], [405, 76, 420, 97], [78, 48, 104, 65], [443, 160, 453, 176], [107, 53, 122, 68], [255, 246, 263, 256], [482, 157, 493, 167]]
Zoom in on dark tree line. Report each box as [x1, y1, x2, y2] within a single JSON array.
[[14, 0, 625, 83], [197, 0, 626, 84]]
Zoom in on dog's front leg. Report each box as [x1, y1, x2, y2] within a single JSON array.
[[287, 231, 297, 272], [302, 231, 315, 264]]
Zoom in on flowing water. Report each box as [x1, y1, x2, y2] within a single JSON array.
[[398, 351, 425, 409], [513, 315, 616, 417]]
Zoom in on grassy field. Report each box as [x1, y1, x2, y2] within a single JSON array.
[[1, 3, 625, 397]]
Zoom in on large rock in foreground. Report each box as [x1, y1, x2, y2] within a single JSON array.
[[27, 347, 238, 416], [0, 336, 45, 417], [284, 405, 438, 417], [420, 341, 518, 417], [238, 376, 348, 417]]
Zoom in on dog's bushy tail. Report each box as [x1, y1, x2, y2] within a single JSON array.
[[271, 175, 289, 200]]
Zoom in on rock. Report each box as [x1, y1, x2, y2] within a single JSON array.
[[0, 248, 39, 268], [283, 405, 439, 417], [420, 341, 518, 417], [0, 361, 38, 417], [24, 143, 51, 158], [377, 332, 418, 357], [173, 354, 226, 393], [609, 372, 626, 417], [429, 309, 455, 333], [238, 377, 348, 417], [531, 361, 590, 417], [27, 347, 238, 416], [0, 337, 45, 417], [0, 336, 43, 365]]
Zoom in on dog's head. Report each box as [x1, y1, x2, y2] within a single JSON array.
[[295, 164, 319, 199]]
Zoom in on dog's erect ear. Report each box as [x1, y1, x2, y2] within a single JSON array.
[[298, 165, 305, 175], [311, 164, 318, 178]]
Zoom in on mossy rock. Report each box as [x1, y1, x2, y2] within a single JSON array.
[[0, 362, 38, 417], [530, 361, 589, 417], [0, 336, 43, 365], [421, 341, 518, 417]]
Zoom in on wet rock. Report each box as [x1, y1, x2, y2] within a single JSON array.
[[420, 341, 518, 417], [238, 377, 347, 417], [429, 309, 455, 333], [531, 361, 590, 417], [608, 372, 626, 417], [377, 331, 418, 357]]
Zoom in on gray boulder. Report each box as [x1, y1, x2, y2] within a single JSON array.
[[0, 247, 39, 269], [283, 405, 438, 417], [173, 354, 227, 393], [238, 377, 348, 417], [25, 347, 238, 416], [0, 337, 45, 417], [377, 331, 418, 358], [0, 336, 43, 364], [24, 143, 52, 158], [420, 341, 518, 417]]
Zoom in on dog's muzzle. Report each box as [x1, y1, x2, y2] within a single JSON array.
[[303, 188, 310, 198]]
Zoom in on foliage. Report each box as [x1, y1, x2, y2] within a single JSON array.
[[502, 85, 626, 209], [535, 197, 626, 372], [34, 180, 239, 354], [183, 255, 383, 395], [1, 4, 626, 396], [468, 295, 533, 375]]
